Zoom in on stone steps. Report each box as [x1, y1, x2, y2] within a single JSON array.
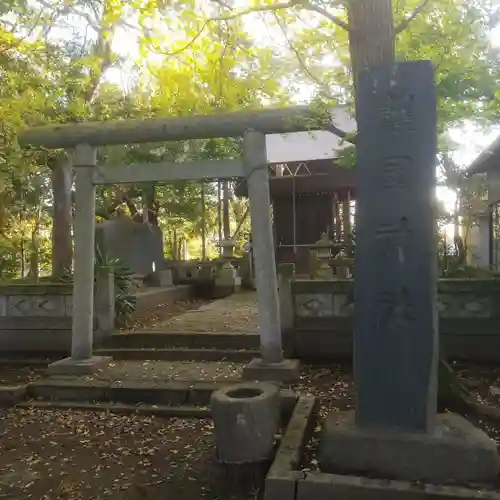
[[17, 400, 211, 418], [106, 331, 260, 350], [21, 379, 298, 421], [27, 379, 241, 406], [0, 358, 52, 366], [94, 347, 258, 362]]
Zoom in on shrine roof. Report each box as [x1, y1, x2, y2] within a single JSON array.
[[467, 135, 500, 175], [234, 159, 357, 198]]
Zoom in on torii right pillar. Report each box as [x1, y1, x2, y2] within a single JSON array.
[[319, 61, 500, 484]]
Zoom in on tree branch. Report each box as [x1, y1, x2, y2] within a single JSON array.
[[211, 0, 232, 8], [0, 6, 46, 56], [273, 13, 336, 98], [37, 0, 100, 31], [208, 0, 348, 31], [323, 123, 357, 144], [395, 0, 430, 34], [161, 22, 208, 56], [209, 1, 299, 21], [271, 12, 355, 143], [302, 2, 349, 31]]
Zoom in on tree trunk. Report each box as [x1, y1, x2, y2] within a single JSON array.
[[20, 239, 25, 278], [232, 206, 250, 241], [173, 228, 178, 260], [29, 229, 40, 283], [453, 195, 467, 266], [201, 183, 206, 260], [347, 0, 395, 92], [51, 154, 73, 278], [143, 184, 157, 225], [217, 181, 222, 255], [223, 181, 231, 240], [50, 0, 117, 278], [28, 192, 43, 283], [123, 195, 140, 221], [181, 239, 185, 260]]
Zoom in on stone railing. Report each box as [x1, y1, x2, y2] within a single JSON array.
[[278, 269, 500, 362], [168, 259, 243, 298], [0, 271, 114, 355], [170, 258, 244, 283]]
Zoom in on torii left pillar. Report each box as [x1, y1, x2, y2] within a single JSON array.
[[241, 130, 300, 383], [48, 144, 111, 375]]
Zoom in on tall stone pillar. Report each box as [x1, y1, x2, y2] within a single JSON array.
[[241, 130, 299, 383], [48, 144, 110, 375], [319, 61, 500, 484], [354, 63, 438, 432]]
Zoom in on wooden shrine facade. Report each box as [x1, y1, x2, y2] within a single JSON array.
[[270, 160, 356, 273]]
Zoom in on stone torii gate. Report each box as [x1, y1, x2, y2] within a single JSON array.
[[18, 106, 322, 379]]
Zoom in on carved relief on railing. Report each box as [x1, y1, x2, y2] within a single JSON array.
[[292, 280, 500, 320], [0, 285, 73, 318]]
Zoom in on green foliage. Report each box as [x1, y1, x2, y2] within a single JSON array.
[[230, 0, 500, 131], [438, 254, 492, 278], [336, 144, 357, 169], [57, 248, 138, 323], [95, 249, 138, 323], [0, 0, 287, 275]]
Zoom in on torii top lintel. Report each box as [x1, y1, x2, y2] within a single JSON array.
[[17, 105, 325, 150]]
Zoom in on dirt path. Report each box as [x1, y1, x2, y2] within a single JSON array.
[[0, 409, 257, 500], [3, 364, 500, 496], [146, 291, 259, 333], [122, 297, 211, 331]]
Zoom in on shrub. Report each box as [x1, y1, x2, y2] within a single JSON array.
[[57, 248, 138, 324]]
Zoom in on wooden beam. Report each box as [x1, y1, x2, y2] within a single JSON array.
[[91, 159, 244, 185], [18, 105, 321, 149]]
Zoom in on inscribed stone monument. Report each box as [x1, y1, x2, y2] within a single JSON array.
[[319, 60, 500, 484], [354, 60, 438, 432], [95, 217, 164, 276]]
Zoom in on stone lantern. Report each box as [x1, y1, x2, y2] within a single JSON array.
[[313, 233, 334, 279], [215, 239, 241, 297], [219, 239, 236, 260]]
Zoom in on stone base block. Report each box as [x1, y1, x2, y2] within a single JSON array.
[[297, 472, 500, 500], [149, 269, 173, 287], [265, 471, 304, 500], [215, 277, 242, 287], [242, 358, 300, 383], [213, 277, 241, 299], [213, 285, 236, 299], [47, 356, 111, 376], [319, 410, 500, 484]]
